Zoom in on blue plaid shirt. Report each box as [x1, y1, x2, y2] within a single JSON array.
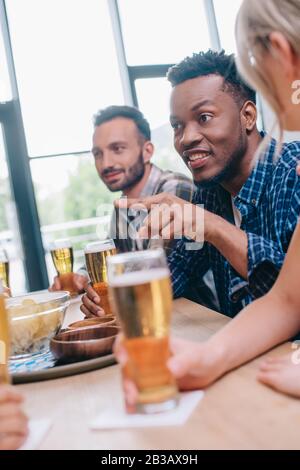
[[168, 137, 300, 317]]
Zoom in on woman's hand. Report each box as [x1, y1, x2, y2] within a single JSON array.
[[0, 385, 29, 450], [167, 337, 226, 390], [113, 335, 226, 411]]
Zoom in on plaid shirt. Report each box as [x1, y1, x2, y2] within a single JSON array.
[[169, 137, 300, 318], [139, 164, 195, 200], [111, 164, 195, 254]]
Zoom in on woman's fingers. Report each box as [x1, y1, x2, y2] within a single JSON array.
[[113, 334, 127, 364], [123, 377, 138, 411], [257, 370, 282, 388], [0, 386, 24, 404], [0, 403, 26, 419], [0, 415, 28, 435], [0, 434, 27, 451]]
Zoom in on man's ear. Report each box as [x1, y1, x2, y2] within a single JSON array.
[[142, 141, 154, 163], [241, 100, 257, 132]]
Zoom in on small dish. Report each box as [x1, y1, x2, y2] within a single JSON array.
[[67, 316, 117, 330], [50, 325, 120, 362]]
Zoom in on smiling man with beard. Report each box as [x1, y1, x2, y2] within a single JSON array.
[[108, 50, 300, 319]]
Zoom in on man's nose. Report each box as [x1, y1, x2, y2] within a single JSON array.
[[180, 123, 204, 149], [102, 151, 113, 170]]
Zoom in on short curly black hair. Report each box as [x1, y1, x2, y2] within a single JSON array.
[[93, 105, 151, 141], [167, 50, 256, 106]]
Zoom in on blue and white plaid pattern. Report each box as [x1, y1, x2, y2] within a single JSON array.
[[168, 137, 300, 318]]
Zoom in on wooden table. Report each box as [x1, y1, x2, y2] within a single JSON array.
[[17, 298, 300, 450]]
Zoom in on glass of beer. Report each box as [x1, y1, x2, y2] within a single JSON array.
[[0, 280, 10, 384], [50, 239, 76, 295], [0, 249, 10, 289], [107, 248, 178, 414], [84, 239, 116, 316]]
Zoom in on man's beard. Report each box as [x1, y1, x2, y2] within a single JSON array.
[[108, 152, 145, 192], [195, 133, 247, 190]]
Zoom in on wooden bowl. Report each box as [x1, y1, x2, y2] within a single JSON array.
[[67, 316, 117, 330], [50, 325, 120, 363]]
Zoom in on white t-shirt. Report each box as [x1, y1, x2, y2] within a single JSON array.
[[231, 197, 242, 228]]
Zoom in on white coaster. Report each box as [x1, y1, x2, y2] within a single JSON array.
[[19, 419, 52, 450], [90, 391, 204, 430]]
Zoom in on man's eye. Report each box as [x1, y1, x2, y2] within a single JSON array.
[[171, 122, 182, 131], [199, 114, 213, 123]]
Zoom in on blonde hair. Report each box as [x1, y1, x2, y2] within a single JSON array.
[[236, 0, 300, 147]]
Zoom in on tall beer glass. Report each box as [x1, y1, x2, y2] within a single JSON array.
[[107, 248, 178, 414], [0, 249, 9, 289], [0, 280, 10, 384], [84, 240, 116, 316], [50, 239, 76, 295]]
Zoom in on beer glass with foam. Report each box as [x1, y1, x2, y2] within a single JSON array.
[[107, 248, 178, 414], [84, 240, 116, 315]]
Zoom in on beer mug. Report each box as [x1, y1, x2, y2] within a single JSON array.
[[50, 239, 76, 295], [107, 248, 178, 414], [84, 240, 116, 315], [0, 280, 10, 384], [0, 249, 10, 289]]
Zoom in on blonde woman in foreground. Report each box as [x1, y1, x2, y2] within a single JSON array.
[[115, 0, 300, 405]]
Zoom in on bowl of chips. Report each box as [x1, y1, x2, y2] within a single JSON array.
[[6, 290, 70, 360]]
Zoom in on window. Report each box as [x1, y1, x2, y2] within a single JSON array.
[[30, 153, 118, 281], [118, 0, 211, 65], [0, 18, 12, 102], [6, 0, 124, 156], [213, 0, 243, 54], [135, 77, 189, 176], [0, 125, 26, 294]]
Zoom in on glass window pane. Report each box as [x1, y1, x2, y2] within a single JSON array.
[[213, 0, 243, 54], [259, 99, 300, 142], [118, 0, 211, 65], [30, 154, 119, 282], [0, 23, 12, 102], [6, 0, 124, 157], [135, 77, 190, 177], [214, 0, 264, 130], [0, 125, 26, 294]]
